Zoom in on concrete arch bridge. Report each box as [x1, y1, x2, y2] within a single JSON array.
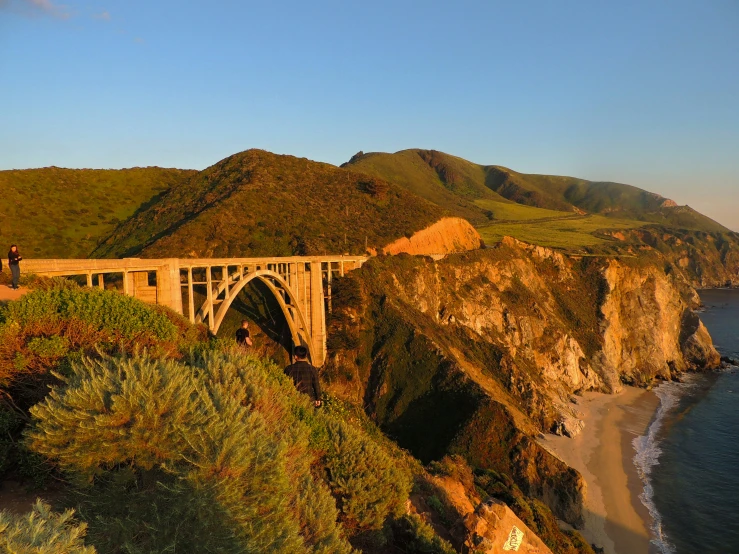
[[23, 256, 367, 366]]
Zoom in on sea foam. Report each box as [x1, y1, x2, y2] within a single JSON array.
[[632, 376, 699, 554]]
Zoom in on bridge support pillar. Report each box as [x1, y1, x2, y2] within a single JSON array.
[[309, 261, 326, 366], [157, 259, 183, 315]]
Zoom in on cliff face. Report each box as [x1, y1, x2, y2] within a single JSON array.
[[603, 227, 739, 288], [324, 238, 718, 527], [381, 217, 482, 256]]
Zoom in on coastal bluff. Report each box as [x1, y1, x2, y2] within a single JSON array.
[[325, 237, 719, 541]]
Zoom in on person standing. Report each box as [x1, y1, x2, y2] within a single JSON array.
[[8, 245, 22, 290], [235, 320, 253, 348], [284, 345, 322, 407]]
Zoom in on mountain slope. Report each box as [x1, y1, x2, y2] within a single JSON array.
[[0, 167, 194, 258], [94, 149, 446, 258], [344, 149, 729, 234], [342, 149, 509, 225]]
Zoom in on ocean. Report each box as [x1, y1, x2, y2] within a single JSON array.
[[633, 289, 739, 554]]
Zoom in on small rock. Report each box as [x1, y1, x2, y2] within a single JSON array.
[[552, 415, 585, 438]]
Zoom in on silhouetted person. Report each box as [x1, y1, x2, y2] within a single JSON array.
[[8, 245, 22, 290], [235, 320, 253, 348], [284, 345, 322, 407]]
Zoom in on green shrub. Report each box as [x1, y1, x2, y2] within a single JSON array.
[[0, 407, 53, 487], [0, 501, 96, 553], [26, 336, 70, 358], [323, 419, 412, 530], [0, 286, 207, 407], [2, 288, 178, 343], [390, 514, 456, 554], [26, 351, 354, 554]]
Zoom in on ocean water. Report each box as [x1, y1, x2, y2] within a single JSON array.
[[633, 289, 739, 554]]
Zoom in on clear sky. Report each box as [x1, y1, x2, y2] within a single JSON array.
[[1, 0, 737, 230]]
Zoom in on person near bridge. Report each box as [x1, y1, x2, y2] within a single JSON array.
[[284, 345, 322, 407], [235, 320, 253, 348], [7, 245, 22, 290]]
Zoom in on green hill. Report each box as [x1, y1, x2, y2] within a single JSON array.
[[344, 149, 730, 249], [0, 167, 194, 258], [94, 149, 445, 259], [487, 166, 729, 232]]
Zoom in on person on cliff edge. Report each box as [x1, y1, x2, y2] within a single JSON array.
[[7, 245, 22, 290], [284, 345, 322, 407]]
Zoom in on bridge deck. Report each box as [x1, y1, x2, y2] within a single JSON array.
[[23, 255, 368, 276]]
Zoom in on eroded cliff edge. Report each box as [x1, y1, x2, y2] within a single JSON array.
[[324, 238, 719, 529]]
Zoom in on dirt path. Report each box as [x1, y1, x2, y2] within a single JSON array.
[[0, 285, 28, 302]]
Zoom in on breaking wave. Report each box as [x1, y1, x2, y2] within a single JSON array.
[[632, 377, 699, 554]]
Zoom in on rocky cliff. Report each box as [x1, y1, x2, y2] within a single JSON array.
[[602, 227, 739, 288], [324, 238, 719, 535], [381, 217, 482, 256]]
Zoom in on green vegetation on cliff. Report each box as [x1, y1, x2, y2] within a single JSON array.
[[0, 167, 194, 258], [0, 285, 460, 554]]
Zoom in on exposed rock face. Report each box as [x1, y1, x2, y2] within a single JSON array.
[[381, 217, 483, 256], [325, 238, 719, 528], [603, 228, 739, 288], [460, 498, 553, 553], [598, 258, 721, 388]]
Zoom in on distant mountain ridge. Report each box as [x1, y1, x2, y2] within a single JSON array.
[[344, 149, 729, 233]]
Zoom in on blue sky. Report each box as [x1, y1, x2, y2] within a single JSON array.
[[1, 0, 737, 230]]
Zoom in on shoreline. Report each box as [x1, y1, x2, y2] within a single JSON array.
[[538, 387, 660, 554]]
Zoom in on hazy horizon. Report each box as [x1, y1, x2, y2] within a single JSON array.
[[1, 0, 737, 230]]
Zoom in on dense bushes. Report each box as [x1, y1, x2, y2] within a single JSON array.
[[26, 352, 351, 553], [0, 286, 206, 405], [388, 514, 456, 554], [0, 501, 95, 554], [322, 420, 412, 530], [19, 348, 414, 552], [0, 286, 442, 553]]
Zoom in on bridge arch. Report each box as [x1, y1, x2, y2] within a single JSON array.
[[24, 255, 368, 368], [196, 269, 315, 363]]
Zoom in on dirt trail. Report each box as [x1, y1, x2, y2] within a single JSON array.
[[0, 286, 27, 302]]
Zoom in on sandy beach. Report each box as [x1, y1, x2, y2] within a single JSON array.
[[538, 387, 660, 554]]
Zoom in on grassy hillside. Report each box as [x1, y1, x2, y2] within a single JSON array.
[[478, 214, 646, 249], [0, 167, 194, 258], [3, 148, 731, 261], [341, 149, 509, 225], [94, 149, 445, 258], [345, 149, 730, 251], [488, 166, 729, 232]]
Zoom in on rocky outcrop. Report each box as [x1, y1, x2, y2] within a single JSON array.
[[381, 217, 482, 256], [602, 227, 739, 288], [597, 258, 720, 388], [412, 457, 591, 553], [460, 498, 553, 553]]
